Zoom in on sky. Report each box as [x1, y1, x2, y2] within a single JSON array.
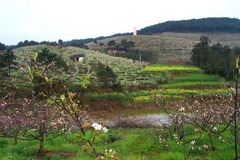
[[0, 0, 240, 45]]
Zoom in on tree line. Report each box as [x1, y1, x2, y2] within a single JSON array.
[[0, 32, 131, 50], [0, 39, 89, 50], [191, 35, 240, 79], [138, 17, 240, 35]]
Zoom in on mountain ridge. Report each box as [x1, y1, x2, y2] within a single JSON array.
[[65, 17, 240, 47], [138, 17, 240, 35]]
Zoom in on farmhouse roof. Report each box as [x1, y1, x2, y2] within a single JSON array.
[[73, 54, 85, 58]]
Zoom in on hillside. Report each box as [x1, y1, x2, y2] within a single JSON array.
[[67, 17, 240, 48], [138, 17, 240, 34], [88, 32, 240, 64], [8, 18, 240, 65], [12, 45, 148, 87]]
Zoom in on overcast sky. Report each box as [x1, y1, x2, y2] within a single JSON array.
[[1, 0, 240, 45]]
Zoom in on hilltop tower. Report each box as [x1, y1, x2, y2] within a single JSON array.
[[133, 27, 137, 36]]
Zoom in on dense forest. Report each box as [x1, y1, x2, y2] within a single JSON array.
[[138, 17, 240, 35], [191, 35, 240, 79]]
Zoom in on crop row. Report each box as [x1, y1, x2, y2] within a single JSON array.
[[161, 81, 226, 89], [86, 88, 230, 101], [132, 95, 185, 103], [162, 88, 230, 96], [141, 64, 202, 74], [173, 74, 222, 82]]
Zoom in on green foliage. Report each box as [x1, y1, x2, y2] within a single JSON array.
[[191, 35, 211, 68], [107, 40, 116, 47], [93, 62, 118, 88], [36, 48, 68, 71], [0, 42, 6, 50], [138, 17, 240, 34], [191, 37, 236, 79], [58, 39, 63, 46], [120, 39, 135, 49], [0, 49, 17, 76]]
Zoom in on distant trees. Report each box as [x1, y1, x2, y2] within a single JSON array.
[[191, 36, 236, 79], [15, 39, 90, 49], [120, 39, 135, 49], [107, 39, 135, 49], [0, 49, 17, 76], [58, 39, 63, 46], [191, 35, 211, 67], [138, 17, 240, 35], [16, 40, 59, 48], [0, 42, 6, 50], [107, 40, 116, 47]]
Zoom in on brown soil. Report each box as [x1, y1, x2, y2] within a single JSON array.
[[42, 150, 73, 158]]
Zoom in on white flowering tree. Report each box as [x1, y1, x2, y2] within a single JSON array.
[[28, 51, 111, 158], [158, 94, 235, 159], [0, 98, 66, 156]]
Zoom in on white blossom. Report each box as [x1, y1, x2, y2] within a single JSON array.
[[179, 107, 185, 112], [92, 122, 102, 131], [190, 140, 195, 145], [102, 127, 108, 133]]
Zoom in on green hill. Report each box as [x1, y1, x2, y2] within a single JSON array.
[[88, 32, 240, 64], [12, 45, 147, 86], [138, 17, 240, 34]]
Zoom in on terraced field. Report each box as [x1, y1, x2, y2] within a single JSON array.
[[87, 64, 232, 108], [88, 32, 240, 64]]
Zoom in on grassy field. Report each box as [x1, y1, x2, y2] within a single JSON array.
[[0, 127, 237, 160]]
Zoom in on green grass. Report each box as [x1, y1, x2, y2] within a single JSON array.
[[0, 127, 237, 160], [161, 88, 230, 96], [161, 81, 225, 88], [173, 74, 222, 82], [87, 87, 230, 103]]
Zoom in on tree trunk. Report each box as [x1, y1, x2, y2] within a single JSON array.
[[38, 135, 44, 156], [14, 137, 18, 145], [38, 123, 46, 156]]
